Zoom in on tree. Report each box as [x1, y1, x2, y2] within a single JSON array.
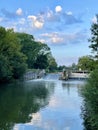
[[70, 63, 78, 71], [0, 27, 27, 82], [77, 55, 95, 71], [34, 54, 49, 69], [81, 15, 98, 130], [16, 33, 51, 69], [0, 54, 12, 81], [58, 65, 67, 71], [89, 14, 98, 59], [48, 55, 57, 72]]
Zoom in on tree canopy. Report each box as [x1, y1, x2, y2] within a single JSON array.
[[16, 32, 57, 71], [0, 26, 57, 82], [77, 55, 95, 71], [0, 27, 27, 82]]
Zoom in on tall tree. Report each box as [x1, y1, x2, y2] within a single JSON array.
[[0, 27, 27, 82], [16, 33, 51, 69], [89, 14, 98, 59]]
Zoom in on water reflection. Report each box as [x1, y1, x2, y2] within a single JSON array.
[[0, 81, 51, 130], [62, 80, 85, 96], [0, 78, 85, 130], [14, 80, 84, 130]]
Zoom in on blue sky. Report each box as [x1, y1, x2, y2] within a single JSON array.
[[0, 0, 98, 66]]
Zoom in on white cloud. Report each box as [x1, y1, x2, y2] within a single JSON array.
[[92, 16, 97, 24], [34, 20, 44, 29], [40, 32, 64, 44], [51, 37, 64, 43], [16, 8, 23, 15], [40, 30, 87, 45], [28, 15, 37, 21], [28, 15, 44, 29], [66, 11, 73, 15], [37, 39, 46, 43], [55, 5, 62, 13]]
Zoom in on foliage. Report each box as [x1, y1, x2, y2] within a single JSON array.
[[34, 54, 49, 69], [0, 27, 27, 82], [57, 65, 67, 71], [0, 54, 12, 81], [89, 14, 98, 59], [81, 68, 98, 130], [16, 32, 52, 69], [48, 54, 57, 72], [81, 14, 98, 130], [69, 63, 78, 71], [16, 32, 57, 71], [0, 26, 57, 82], [77, 55, 95, 71]]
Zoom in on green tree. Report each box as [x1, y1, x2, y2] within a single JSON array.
[[77, 55, 95, 71], [81, 15, 98, 130], [48, 56, 57, 72], [81, 69, 98, 130], [16, 33, 51, 69], [0, 27, 27, 82], [70, 63, 78, 71], [34, 54, 49, 69], [89, 14, 98, 59], [0, 54, 12, 81]]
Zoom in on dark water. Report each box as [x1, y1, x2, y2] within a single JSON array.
[[0, 74, 85, 130]]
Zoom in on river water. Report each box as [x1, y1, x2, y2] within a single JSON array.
[[0, 73, 85, 130]]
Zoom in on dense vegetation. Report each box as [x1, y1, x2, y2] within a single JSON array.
[[0, 26, 57, 83], [81, 15, 98, 130], [0, 27, 27, 82], [81, 69, 98, 130], [77, 55, 97, 71]]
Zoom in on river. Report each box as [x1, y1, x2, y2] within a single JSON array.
[[0, 73, 85, 130]]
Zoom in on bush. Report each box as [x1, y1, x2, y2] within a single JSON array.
[[81, 68, 98, 130]]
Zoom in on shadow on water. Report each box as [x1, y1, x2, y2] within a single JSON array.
[[0, 81, 54, 130]]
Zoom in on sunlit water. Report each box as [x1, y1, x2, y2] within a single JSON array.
[[0, 73, 85, 130]]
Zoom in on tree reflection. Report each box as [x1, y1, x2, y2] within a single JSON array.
[[62, 82, 70, 95], [0, 81, 49, 130]]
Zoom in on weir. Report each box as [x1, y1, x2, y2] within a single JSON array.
[[24, 70, 89, 81], [69, 72, 89, 79], [59, 70, 89, 80]]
